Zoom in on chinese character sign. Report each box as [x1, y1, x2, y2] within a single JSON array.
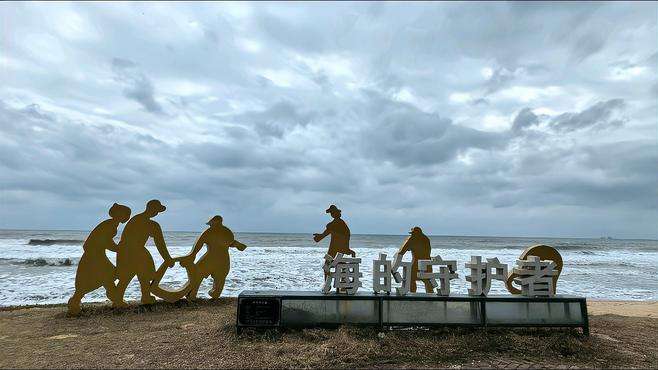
[[418, 256, 459, 296], [372, 253, 392, 293], [465, 256, 508, 296], [372, 252, 413, 295], [392, 253, 413, 295], [505, 244, 563, 294], [344, 250, 561, 297], [322, 253, 363, 295], [513, 255, 558, 297]]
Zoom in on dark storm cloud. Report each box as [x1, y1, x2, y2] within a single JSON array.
[[358, 93, 507, 167], [0, 101, 167, 196], [511, 108, 539, 133], [1, 2, 656, 237], [549, 99, 625, 132], [111, 58, 164, 115], [510, 100, 627, 134], [219, 101, 318, 139]]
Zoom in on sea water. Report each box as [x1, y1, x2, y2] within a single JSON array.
[[0, 229, 656, 306]]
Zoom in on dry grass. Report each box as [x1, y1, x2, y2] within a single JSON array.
[[1, 298, 656, 368]]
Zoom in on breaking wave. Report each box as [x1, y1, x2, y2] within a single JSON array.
[[27, 239, 84, 246], [1, 257, 76, 267]]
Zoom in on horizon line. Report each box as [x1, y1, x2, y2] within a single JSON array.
[[1, 228, 656, 242]]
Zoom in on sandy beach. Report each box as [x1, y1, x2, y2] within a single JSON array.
[[587, 300, 658, 318], [0, 299, 656, 369]]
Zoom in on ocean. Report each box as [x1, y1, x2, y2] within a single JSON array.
[[0, 229, 656, 306]]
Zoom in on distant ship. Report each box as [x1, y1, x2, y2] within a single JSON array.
[[600, 236, 614, 240]]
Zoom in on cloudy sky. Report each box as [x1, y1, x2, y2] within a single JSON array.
[[1, 2, 656, 238]]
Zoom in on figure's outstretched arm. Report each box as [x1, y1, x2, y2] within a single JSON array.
[[152, 223, 173, 262], [230, 240, 247, 251], [106, 238, 120, 253], [397, 236, 412, 255], [186, 233, 206, 260], [103, 222, 120, 253], [313, 228, 330, 242]]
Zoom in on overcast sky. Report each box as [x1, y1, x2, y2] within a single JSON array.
[[1, 2, 656, 238]]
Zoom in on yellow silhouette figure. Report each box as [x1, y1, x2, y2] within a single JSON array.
[[313, 204, 356, 259], [179, 215, 247, 300], [397, 226, 434, 293], [506, 244, 563, 294], [68, 203, 131, 316], [115, 200, 175, 305]]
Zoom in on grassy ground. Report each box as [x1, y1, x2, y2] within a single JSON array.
[[1, 299, 657, 368]]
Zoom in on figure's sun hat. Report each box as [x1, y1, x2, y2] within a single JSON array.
[[325, 204, 341, 213], [146, 199, 166, 213], [109, 203, 131, 220], [409, 226, 423, 235], [206, 215, 223, 226]]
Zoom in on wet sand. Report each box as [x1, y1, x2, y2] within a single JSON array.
[[0, 299, 656, 368]]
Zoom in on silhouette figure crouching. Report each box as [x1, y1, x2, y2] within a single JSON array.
[[179, 215, 247, 300], [68, 203, 131, 316]]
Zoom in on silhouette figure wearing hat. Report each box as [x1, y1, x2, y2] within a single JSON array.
[[68, 203, 131, 315], [115, 200, 175, 305], [313, 204, 356, 258], [397, 226, 434, 293], [179, 215, 247, 299]]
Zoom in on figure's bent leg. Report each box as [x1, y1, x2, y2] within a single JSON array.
[[136, 254, 156, 304], [410, 279, 418, 293], [209, 273, 227, 299], [103, 278, 126, 308], [187, 258, 210, 301], [115, 272, 134, 306], [410, 264, 418, 293], [137, 271, 156, 304], [68, 280, 102, 315], [186, 273, 206, 301], [67, 291, 84, 316]]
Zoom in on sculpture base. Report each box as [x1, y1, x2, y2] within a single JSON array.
[[236, 290, 589, 335]]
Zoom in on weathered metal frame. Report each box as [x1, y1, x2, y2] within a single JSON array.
[[236, 290, 589, 335]]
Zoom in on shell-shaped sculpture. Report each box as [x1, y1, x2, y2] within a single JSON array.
[[505, 244, 563, 294]]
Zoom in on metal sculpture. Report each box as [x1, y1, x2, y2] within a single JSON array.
[[512, 256, 558, 297], [505, 244, 563, 294], [114, 199, 175, 306], [396, 227, 434, 293], [322, 253, 362, 294], [68, 202, 246, 315], [179, 215, 247, 300], [313, 204, 356, 260], [67, 203, 131, 315]]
